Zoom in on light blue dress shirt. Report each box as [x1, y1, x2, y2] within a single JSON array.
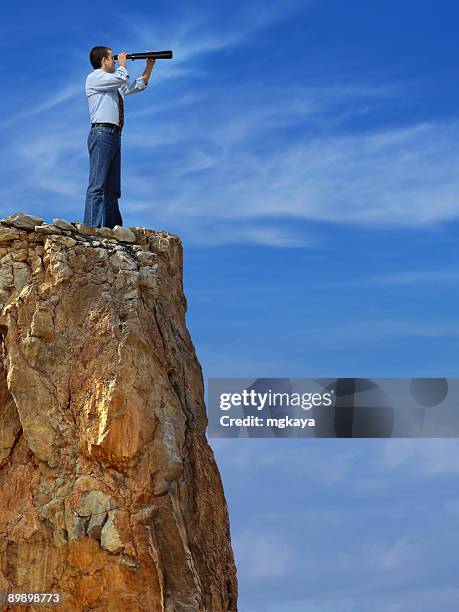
[[85, 66, 148, 125]]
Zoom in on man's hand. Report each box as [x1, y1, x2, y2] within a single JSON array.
[[118, 52, 127, 68]]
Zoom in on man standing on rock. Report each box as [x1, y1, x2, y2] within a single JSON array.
[[84, 46, 155, 229]]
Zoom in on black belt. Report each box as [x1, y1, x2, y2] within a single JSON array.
[[91, 122, 121, 133]]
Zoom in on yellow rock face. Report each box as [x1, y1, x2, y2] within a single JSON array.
[[0, 216, 238, 611]]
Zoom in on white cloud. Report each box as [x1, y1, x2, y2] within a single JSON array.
[[119, 1, 307, 65], [382, 439, 459, 475], [262, 589, 459, 612], [210, 438, 362, 483], [233, 530, 293, 579], [121, 100, 459, 241], [367, 537, 418, 571], [363, 269, 459, 286], [10, 127, 87, 198], [157, 120, 459, 226], [0, 83, 83, 131]]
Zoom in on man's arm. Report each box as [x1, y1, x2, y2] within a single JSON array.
[[119, 57, 156, 97], [119, 75, 147, 97], [89, 66, 129, 92], [142, 57, 156, 85]]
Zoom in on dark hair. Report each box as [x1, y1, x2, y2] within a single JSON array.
[[90, 46, 111, 69]]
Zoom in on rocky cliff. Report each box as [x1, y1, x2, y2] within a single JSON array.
[[0, 212, 237, 611]]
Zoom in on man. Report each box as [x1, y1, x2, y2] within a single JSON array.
[[84, 46, 155, 228]]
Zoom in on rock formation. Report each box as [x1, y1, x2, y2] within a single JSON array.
[[0, 212, 238, 611]]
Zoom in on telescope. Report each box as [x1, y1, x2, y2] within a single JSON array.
[[113, 51, 173, 61]]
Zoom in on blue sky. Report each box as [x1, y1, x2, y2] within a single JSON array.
[[2, 1, 459, 610]]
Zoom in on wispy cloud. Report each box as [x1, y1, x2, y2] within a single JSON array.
[[136, 119, 459, 225], [10, 128, 87, 197], [382, 439, 459, 476], [0, 83, 83, 131], [234, 530, 293, 579], [366, 269, 459, 285], [211, 438, 362, 483], [118, 1, 307, 65], [260, 317, 459, 354], [262, 589, 459, 612], [121, 94, 459, 242]]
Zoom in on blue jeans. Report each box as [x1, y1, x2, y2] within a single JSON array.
[[84, 126, 123, 228]]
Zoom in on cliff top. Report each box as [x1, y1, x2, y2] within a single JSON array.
[[0, 210, 180, 244]]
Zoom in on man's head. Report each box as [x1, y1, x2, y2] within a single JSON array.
[[89, 46, 115, 72]]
